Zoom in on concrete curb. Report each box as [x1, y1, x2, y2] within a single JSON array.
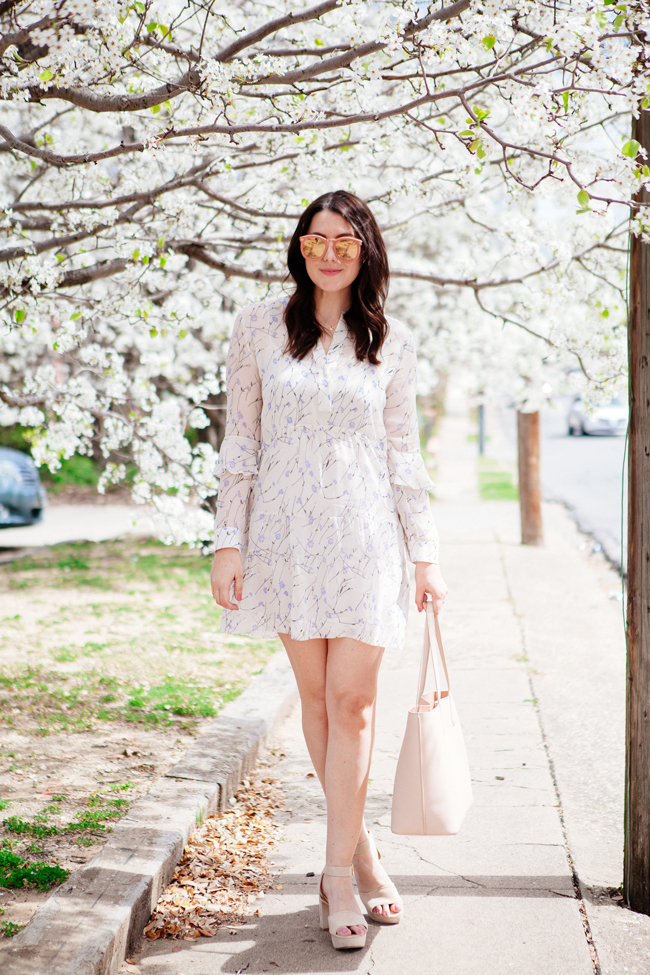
[[1, 652, 298, 975]]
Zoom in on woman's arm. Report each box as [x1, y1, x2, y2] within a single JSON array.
[[211, 308, 262, 610], [383, 328, 448, 615]]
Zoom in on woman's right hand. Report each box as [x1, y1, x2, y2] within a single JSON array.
[[210, 548, 243, 610]]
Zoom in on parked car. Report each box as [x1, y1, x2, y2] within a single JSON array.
[[567, 394, 628, 436], [0, 448, 46, 527]]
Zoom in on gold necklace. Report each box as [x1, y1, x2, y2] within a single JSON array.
[[318, 317, 338, 333]]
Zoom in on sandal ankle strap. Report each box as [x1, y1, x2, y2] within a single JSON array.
[[322, 864, 352, 877]]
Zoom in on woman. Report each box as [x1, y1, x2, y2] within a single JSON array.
[[210, 190, 447, 950]]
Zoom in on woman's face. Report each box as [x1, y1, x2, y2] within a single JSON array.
[[303, 209, 363, 294]]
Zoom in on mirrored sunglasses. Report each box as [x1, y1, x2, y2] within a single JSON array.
[[299, 235, 363, 262]]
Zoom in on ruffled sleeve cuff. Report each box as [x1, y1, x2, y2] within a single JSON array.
[[408, 537, 439, 564], [387, 446, 435, 491], [215, 435, 260, 478], [213, 524, 242, 553]]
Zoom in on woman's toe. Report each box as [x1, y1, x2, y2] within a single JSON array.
[[390, 902, 401, 913], [337, 926, 351, 936]]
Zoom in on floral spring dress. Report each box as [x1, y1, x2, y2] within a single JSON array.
[[213, 297, 439, 649]]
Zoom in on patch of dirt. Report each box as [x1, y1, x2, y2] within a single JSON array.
[[43, 484, 134, 506], [0, 537, 280, 939]]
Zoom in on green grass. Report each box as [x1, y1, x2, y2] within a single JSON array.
[[41, 454, 98, 489], [6, 539, 211, 592], [3, 785, 134, 845], [0, 664, 242, 732], [1, 919, 26, 937], [478, 464, 519, 501], [0, 840, 69, 892], [126, 676, 236, 720]]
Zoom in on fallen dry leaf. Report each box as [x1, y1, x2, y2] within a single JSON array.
[[144, 765, 283, 940]]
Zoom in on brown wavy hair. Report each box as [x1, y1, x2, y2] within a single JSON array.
[[284, 191, 389, 364]]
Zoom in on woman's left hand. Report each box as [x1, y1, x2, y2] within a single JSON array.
[[414, 562, 449, 615]]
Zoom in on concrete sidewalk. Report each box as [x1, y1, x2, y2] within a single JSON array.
[[132, 400, 650, 975]]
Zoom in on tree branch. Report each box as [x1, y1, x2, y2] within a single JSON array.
[[170, 241, 285, 281], [214, 0, 341, 62], [59, 258, 130, 287]]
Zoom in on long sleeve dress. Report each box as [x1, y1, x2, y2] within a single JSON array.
[[213, 297, 439, 649]]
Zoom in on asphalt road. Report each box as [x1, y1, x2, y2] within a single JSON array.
[[540, 404, 627, 570]]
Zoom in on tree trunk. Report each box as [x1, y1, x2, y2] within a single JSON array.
[[517, 411, 543, 546], [625, 107, 650, 916]]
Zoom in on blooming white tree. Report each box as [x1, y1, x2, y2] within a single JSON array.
[[0, 0, 647, 541]]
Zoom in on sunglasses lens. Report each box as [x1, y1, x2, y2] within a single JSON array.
[[301, 236, 326, 259], [335, 238, 361, 261]]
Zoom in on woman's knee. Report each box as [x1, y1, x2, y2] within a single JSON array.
[[300, 687, 327, 720], [327, 689, 375, 731]]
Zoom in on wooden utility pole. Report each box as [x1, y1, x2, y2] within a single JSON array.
[[517, 411, 543, 546], [625, 106, 650, 916]]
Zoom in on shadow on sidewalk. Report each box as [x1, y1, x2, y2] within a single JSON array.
[[140, 874, 579, 974]]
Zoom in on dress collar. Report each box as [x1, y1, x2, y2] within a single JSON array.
[[315, 316, 347, 361]]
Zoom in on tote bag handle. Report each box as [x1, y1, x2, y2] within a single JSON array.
[[415, 600, 453, 720]]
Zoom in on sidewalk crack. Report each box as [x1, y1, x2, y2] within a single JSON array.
[[496, 535, 602, 975]]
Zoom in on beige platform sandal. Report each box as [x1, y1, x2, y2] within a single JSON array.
[[354, 831, 403, 925], [318, 865, 368, 950]]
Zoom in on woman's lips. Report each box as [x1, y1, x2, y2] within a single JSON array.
[[320, 268, 342, 276]]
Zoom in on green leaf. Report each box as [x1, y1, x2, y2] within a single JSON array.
[[14, 308, 25, 324], [622, 139, 640, 158], [71, 312, 81, 321], [132, 249, 139, 260], [39, 70, 53, 82], [459, 130, 475, 137], [577, 189, 591, 208], [30, 160, 36, 172], [150, 103, 161, 114], [482, 36, 496, 50], [159, 257, 166, 268], [179, 329, 188, 339], [469, 139, 479, 153], [146, 21, 157, 32], [644, 165, 649, 177], [163, 100, 171, 113], [134, 1, 145, 12], [643, 97, 650, 110], [314, 37, 324, 47], [562, 91, 569, 112], [142, 255, 149, 264], [476, 145, 486, 159], [149, 327, 158, 338], [613, 13, 624, 28]]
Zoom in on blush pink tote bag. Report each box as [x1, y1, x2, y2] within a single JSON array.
[[391, 601, 473, 835]]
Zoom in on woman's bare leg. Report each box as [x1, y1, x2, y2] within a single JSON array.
[[321, 637, 385, 931], [278, 634, 328, 787], [280, 633, 385, 936]]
